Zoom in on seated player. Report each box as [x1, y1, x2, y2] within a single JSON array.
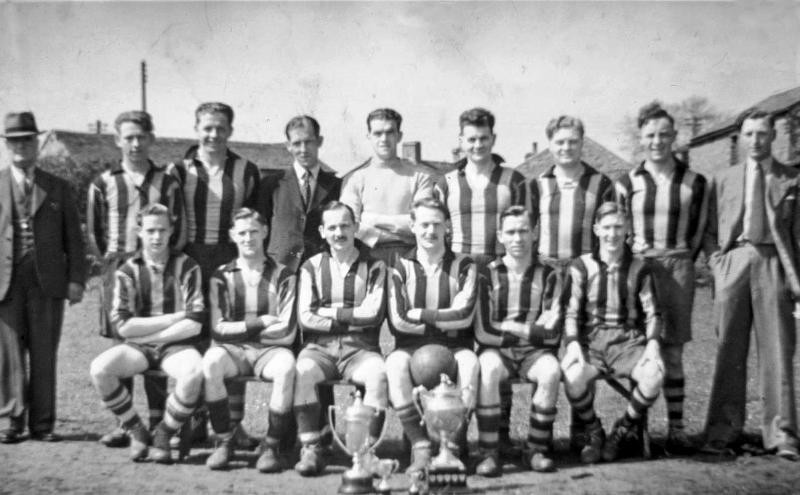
[[385, 198, 479, 474], [89, 204, 205, 463], [561, 202, 665, 463], [293, 201, 388, 476], [474, 206, 564, 475], [201, 208, 297, 472]]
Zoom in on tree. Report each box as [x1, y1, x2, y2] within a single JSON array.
[[618, 96, 733, 163]]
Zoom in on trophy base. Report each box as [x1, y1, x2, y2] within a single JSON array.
[[338, 470, 374, 494], [428, 466, 468, 490]]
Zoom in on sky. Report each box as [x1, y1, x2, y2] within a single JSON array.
[[1, 1, 798, 172]]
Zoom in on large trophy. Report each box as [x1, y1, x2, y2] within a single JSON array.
[[412, 374, 469, 489], [328, 390, 389, 494]]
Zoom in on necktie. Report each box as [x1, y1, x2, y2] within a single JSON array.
[[746, 162, 766, 243], [302, 171, 312, 210]]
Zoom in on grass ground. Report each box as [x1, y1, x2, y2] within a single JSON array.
[[2, 283, 800, 494]]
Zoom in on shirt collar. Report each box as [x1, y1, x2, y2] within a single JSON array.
[[541, 161, 593, 179], [590, 245, 633, 268], [455, 153, 505, 173], [404, 247, 456, 266], [293, 161, 319, 182], [747, 156, 773, 174], [224, 256, 276, 273], [633, 156, 687, 177], [10, 164, 33, 185]]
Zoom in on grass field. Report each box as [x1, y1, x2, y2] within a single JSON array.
[[2, 282, 800, 494]]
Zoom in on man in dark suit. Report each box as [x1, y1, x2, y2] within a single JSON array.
[[257, 115, 341, 451], [258, 115, 341, 273], [703, 108, 800, 460], [0, 112, 85, 443]]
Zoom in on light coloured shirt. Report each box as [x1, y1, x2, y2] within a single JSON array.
[[739, 157, 773, 244], [293, 161, 319, 199], [340, 158, 434, 246]]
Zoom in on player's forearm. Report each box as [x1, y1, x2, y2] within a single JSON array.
[[299, 308, 336, 333], [132, 319, 202, 344], [498, 320, 529, 338], [645, 316, 662, 342], [118, 311, 186, 338], [563, 318, 580, 346], [338, 292, 385, 327]]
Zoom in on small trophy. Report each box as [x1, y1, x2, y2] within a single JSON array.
[[374, 458, 399, 495], [329, 390, 388, 494], [412, 374, 469, 489]]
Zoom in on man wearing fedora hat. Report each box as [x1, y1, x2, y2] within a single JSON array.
[[0, 111, 86, 443]]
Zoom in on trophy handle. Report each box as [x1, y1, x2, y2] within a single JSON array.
[[327, 405, 351, 456], [411, 386, 426, 426]]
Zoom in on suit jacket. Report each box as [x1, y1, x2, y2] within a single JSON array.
[[705, 159, 800, 299], [257, 167, 341, 273], [0, 166, 86, 300]]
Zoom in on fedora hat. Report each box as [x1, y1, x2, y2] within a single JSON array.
[[2, 112, 43, 138]]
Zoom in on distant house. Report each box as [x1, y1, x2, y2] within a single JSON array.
[[516, 136, 632, 180], [689, 86, 800, 177], [35, 129, 296, 172]]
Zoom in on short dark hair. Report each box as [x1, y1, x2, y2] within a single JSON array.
[[136, 203, 173, 227], [545, 115, 584, 140], [231, 207, 266, 226], [410, 197, 450, 221], [637, 101, 675, 129], [285, 115, 321, 140], [594, 201, 626, 224], [320, 201, 356, 224], [114, 111, 154, 134], [195, 102, 234, 126], [366, 108, 402, 132], [736, 107, 775, 130], [459, 107, 495, 133], [499, 205, 532, 229]]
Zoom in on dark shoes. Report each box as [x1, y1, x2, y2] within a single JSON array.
[[580, 419, 605, 464], [665, 428, 696, 456], [100, 426, 130, 448], [603, 418, 635, 462], [31, 431, 62, 442], [0, 428, 24, 444]]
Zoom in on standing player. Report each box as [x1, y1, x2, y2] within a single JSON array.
[[561, 202, 664, 463], [614, 102, 709, 454], [292, 201, 388, 476], [435, 107, 527, 271], [474, 206, 564, 476], [385, 198, 478, 474], [89, 204, 205, 463], [170, 102, 261, 445], [529, 115, 614, 452], [340, 108, 434, 265], [201, 208, 296, 472], [87, 110, 186, 448]]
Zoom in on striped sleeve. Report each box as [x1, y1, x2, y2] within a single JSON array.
[[86, 176, 108, 257], [297, 261, 337, 333], [564, 258, 587, 345], [387, 262, 425, 335], [165, 174, 188, 251], [110, 267, 136, 334], [209, 270, 258, 342], [688, 173, 710, 258], [179, 258, 206, 323], [337, 260, 387, 327], [260, 267, 297, 344], [527, 266, 564, 348], [635, 262, 662, 341], [419, 258, 477, 330], [510, 169, 527, 209], [474, 270, 506, 347]]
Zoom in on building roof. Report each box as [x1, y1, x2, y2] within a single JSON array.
[[690, 86, 800, 147], [37, 129, 298, 171], [515, 136, 632, 180]]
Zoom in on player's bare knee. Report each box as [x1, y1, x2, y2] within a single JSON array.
[[201, 349, 227, 379], [478, 351, 503, 384], [533, 355, 562, 390], [636, 359, 664, 395], [295, 359, 324, 387]]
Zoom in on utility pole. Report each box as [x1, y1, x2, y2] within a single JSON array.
[[141, 60, 147, 112]]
